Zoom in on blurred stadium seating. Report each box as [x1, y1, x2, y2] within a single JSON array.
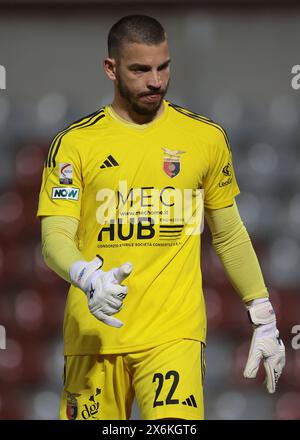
[[0, 1, 299, 420]]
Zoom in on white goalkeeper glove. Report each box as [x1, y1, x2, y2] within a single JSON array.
[[70, 255, 133, 328], [243, 298, 285, 393]]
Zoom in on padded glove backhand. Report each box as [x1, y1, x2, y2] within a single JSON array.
[[70, 255, 133, 328], [243, 298, 285, 393]]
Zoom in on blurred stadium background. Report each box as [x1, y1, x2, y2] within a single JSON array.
[[0, 0, 300, 420]]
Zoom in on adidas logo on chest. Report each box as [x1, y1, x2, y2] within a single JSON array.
[[100, 155, 119, 169]]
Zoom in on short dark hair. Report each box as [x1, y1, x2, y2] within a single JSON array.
[[108, 15, 166, 59]]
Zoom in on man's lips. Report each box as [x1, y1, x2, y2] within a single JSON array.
[[140, 93, 162, 102]]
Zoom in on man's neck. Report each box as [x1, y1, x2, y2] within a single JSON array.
[[111, 97, 165, 125]]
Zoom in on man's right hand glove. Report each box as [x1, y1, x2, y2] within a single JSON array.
[[70, 255, 133, 328]]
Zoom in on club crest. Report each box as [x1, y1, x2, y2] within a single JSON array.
[[162, 147, 185, 178]]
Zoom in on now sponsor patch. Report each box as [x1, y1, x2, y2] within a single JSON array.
[[51, 187, 80, 200]]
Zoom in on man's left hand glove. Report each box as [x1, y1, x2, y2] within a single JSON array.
[[243, 298, 285, 393]]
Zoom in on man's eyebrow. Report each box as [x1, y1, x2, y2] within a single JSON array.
[[158, 59, 171, 68], [128, 59, 171, 70], [128, 63, 150, 70]]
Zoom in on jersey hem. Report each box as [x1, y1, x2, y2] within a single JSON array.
[[63, 336, 206, 356], [36, 210, 81, 220], [204, 190, 240, 210]]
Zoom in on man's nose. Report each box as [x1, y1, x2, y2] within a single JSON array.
[[147, 71, 162, 89]]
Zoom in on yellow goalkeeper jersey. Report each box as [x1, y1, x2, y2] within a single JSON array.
[[37, 100, 240, 355]]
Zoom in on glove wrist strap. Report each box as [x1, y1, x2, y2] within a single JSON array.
[[70, 257, 103, 292], [247, 300, 276, 325]]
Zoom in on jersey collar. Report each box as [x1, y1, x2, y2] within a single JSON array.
[[105, 100, 169, 131]]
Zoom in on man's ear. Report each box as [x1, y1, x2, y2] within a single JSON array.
[[103, 57, 117, 81]]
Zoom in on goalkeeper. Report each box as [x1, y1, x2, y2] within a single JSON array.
[[37, 14, 285, 420]]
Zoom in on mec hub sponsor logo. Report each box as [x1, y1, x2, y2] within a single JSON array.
[[51, 187, 79, 200], [95, 180, 204, 240], [98, 216, 157, 242]]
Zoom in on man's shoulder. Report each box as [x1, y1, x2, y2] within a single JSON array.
[[53, 107, 108, 143], [45, 108, 108, 167], [167, 101, 228, 141]]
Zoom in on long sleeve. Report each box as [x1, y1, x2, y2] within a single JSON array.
[[41, 215, 84, 283], [204, 201, 269, 303]]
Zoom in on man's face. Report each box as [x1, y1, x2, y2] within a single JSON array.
[[114, 40, 171, 116]]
